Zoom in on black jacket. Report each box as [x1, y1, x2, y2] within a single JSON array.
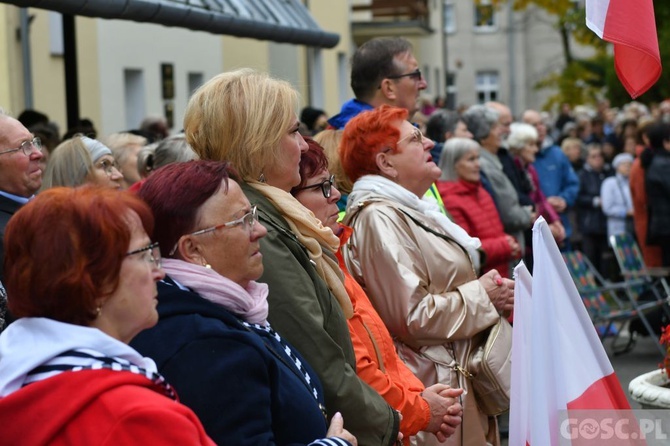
[[646, 150, 670, 242], [576, 165, 611, 235]]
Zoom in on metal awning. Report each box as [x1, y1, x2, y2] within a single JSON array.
[[2, 0, 340, 48]]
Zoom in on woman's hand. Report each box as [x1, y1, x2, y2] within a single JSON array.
[[326, 412, 357, 445], [506, 235, 521, 259], [479, 269, 514, 313], [421, 384, 463, 438]]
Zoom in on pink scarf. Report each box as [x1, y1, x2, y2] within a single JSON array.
[[161, 258, 269, 326]]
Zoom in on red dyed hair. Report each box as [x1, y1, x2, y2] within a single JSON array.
[[339, 105, 408, 182], [138, 160, 238, 259], [290, 137, 329, 194], [5, 186, 154, 326]]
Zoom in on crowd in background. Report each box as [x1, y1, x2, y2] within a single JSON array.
[[0, 35, 669, 446]]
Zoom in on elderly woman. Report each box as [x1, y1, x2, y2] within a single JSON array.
[[291, 139, 463, 445], [436, 137, 520, 278], [183, 69, 399, 446], [40, 136, 123, 190], [0, 186, 214, 445], [104, 132, 148, 189], [462, 105, 533, 264], [132, 161, 355, 446], [340, 105, 514, 446], [601, 153, 635, 238], [507, 123, 566, 249]]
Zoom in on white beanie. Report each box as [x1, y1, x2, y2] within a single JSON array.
[[80, 136, 112, 163]]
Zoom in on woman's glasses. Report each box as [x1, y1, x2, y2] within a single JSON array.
[[293, 174, 335, 199], [95, 159, 121, 175], [126, 242, 162, 268], [168, 206, 259, 256]]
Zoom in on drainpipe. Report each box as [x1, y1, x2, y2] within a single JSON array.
[[507, 0, 516, 116], [19, 8, 33, 109]]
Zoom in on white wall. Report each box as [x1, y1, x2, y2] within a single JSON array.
[[96, 19, 223, 136]]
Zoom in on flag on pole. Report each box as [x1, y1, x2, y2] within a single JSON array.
[[585, 0, 661, 98], [509, 217, 632, 445]]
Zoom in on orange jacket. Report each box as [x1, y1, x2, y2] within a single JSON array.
[[337, 225, 430, 439]]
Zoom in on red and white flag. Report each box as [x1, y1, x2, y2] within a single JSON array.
[[509, 217, 631, 445], [586, 0, 661, 98]]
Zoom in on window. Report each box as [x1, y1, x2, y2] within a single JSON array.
[[446, 72, 457, 110], [188, 72, 204, 97], [444, 0, 456, 34], [476, 71, 499, 103], [124, 69, 145, 130], [474, 1, 496, 30], [49, 12, 64, 56], [337, 52, 349, 107]]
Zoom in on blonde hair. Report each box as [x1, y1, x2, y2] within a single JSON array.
[[40, 137, 94, 190], [103, 132, 147, 166], [183, 68, 299, 181], [314, 129, 352, 195]]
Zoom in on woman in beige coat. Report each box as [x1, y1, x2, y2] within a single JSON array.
[[340, 105, 514, 446]]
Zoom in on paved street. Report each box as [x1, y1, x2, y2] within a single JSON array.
[[607, 332, 664, 408]]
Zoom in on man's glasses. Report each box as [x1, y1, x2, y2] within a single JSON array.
[[386, 69, 423, 81], [169, 206, 259, 256], [126, 242, 162, 268], [293, 175, 335, 199], [0, 137, 43, 157], [95, 158, 121, 175]]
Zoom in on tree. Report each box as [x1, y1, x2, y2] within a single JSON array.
[[479, 0, 669, 108]]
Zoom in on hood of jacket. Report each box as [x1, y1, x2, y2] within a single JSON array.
[[0, 368, 167, 445], [0, 317, 156, 397]]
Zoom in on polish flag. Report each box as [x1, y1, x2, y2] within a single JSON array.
[[586, 0, 661, 98], [509, 218, 631, 445]]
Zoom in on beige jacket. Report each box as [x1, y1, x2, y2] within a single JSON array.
[[343, 195, 501, 446]]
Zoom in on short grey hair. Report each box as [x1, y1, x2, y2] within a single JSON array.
[[461, 105, 499, 143], [438, 137, 480, 181], [137, 134, 198, 178], [507, 122, 538, 152]]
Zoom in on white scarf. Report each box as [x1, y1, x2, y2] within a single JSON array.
[[348, 175, 482, 271], [161, 258, 269, 326]]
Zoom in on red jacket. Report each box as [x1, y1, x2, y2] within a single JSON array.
[[0, 368, 214, 445], [437, 179, 514, 277], [337, 225, 430, 440]]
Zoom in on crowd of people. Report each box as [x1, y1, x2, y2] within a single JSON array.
[[0, 35, 667, 445]]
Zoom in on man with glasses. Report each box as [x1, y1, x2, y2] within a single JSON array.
[[328, 37, 427, 130], [0, 113, 44, 280]]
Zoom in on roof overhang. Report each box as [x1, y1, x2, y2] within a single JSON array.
[[2, 0, 340, 48]]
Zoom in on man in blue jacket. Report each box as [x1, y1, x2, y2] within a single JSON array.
[[523, 109, 580, 249], [328, 37, 427, 130]]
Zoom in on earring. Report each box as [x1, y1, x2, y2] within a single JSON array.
[[96, 306, 102, 317], [203, 260, 212, 269], [258, 172, 266, 183]]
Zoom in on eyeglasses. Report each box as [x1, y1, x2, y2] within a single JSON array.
[[387, 69, 423, 81], [169, 206, 258, 256], [95, 158, 121, 175], [0, 137, 43, 157], [398, 127, 425, 145], [293, 174, 335, 199], [126, 242, 162, 268]]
